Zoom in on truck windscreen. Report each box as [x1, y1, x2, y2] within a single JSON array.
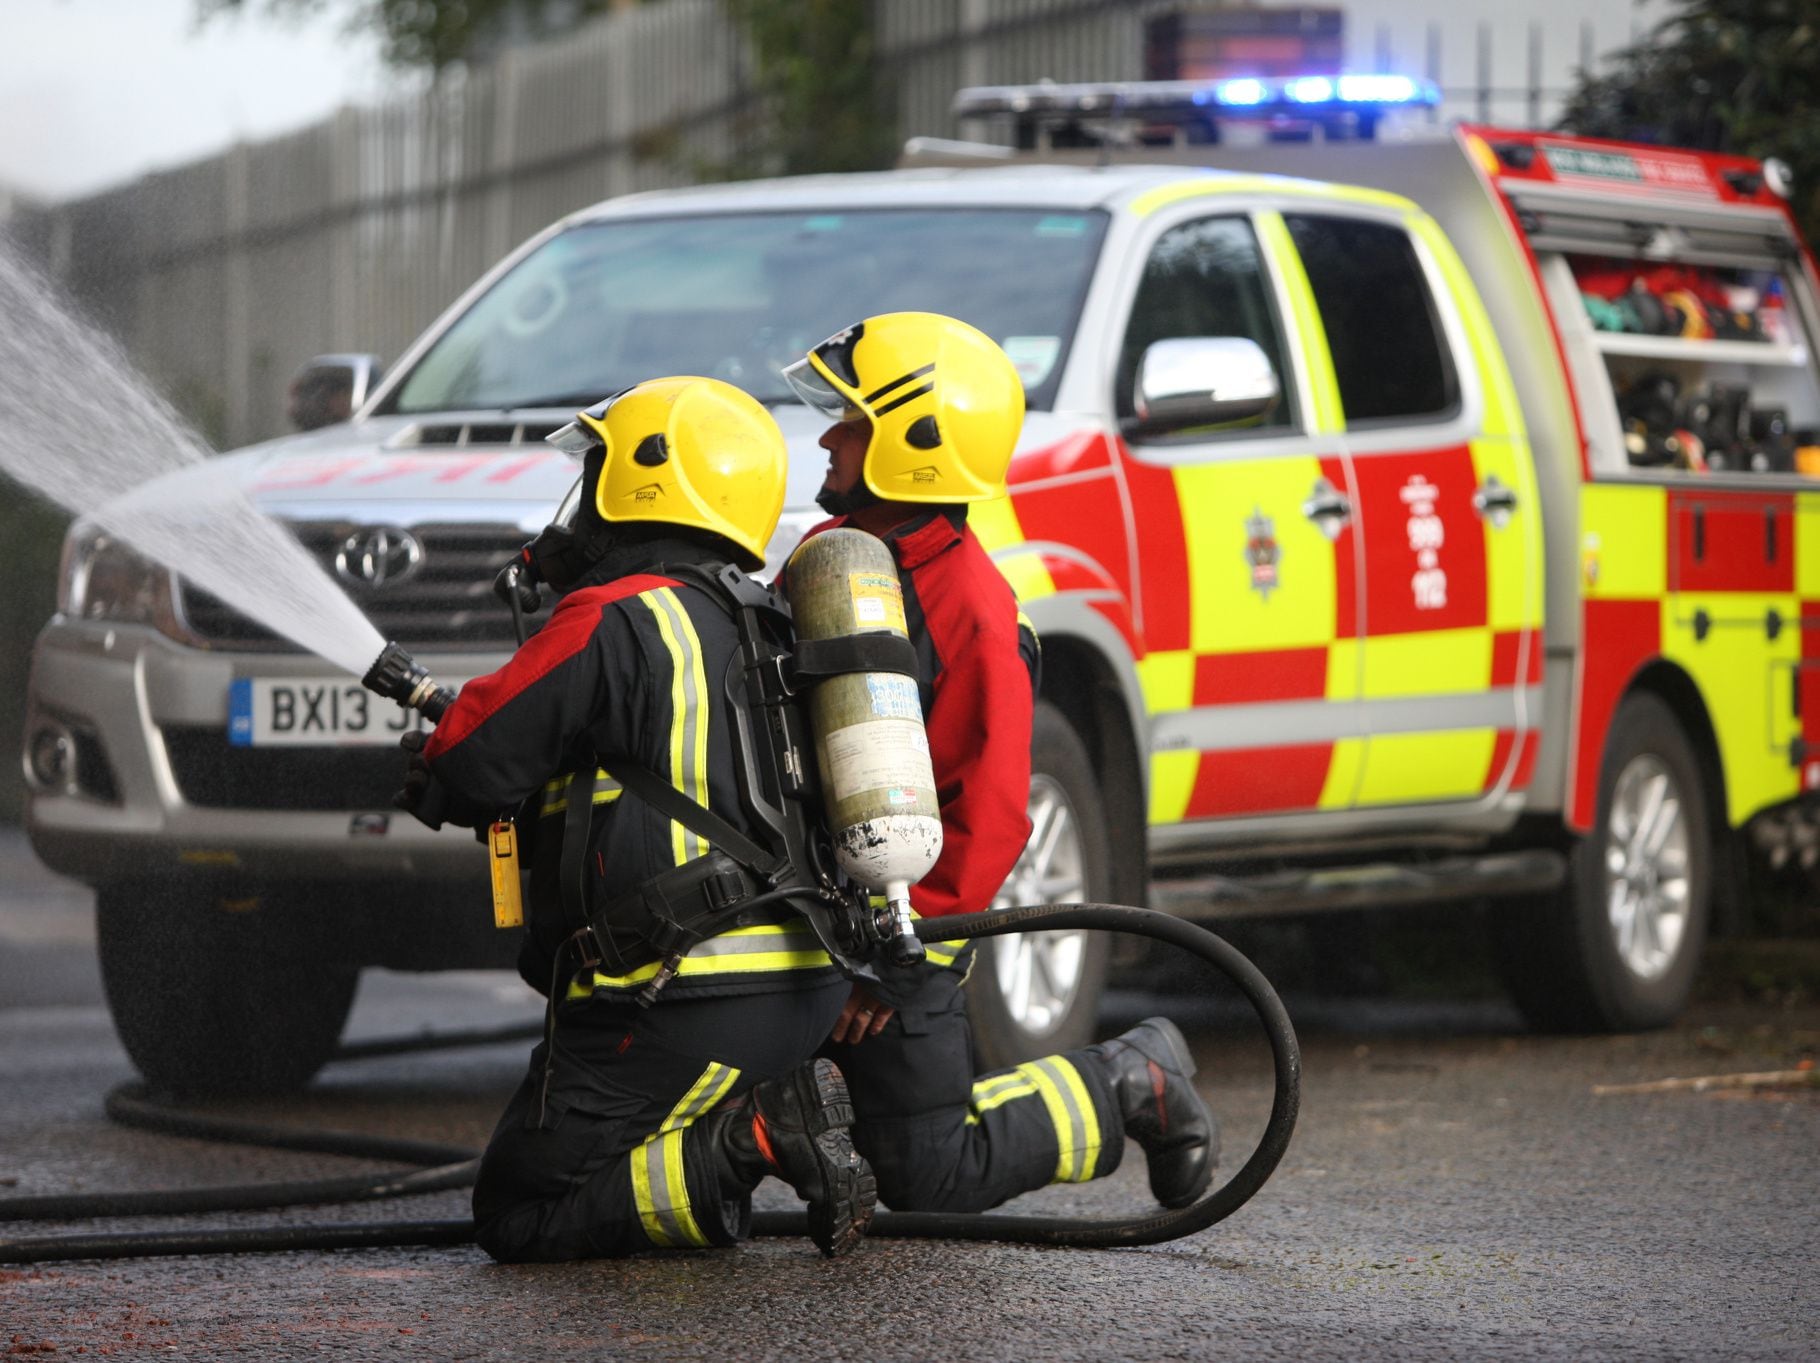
[[385, 208, 1110, 416]]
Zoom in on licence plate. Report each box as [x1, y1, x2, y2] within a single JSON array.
[[227, 678, 425, 747]]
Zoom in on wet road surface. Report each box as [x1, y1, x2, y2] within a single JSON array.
[[2, 830, 1816, 1360]]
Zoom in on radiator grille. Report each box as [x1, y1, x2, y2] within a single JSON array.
[[179, 521, 529, 650]]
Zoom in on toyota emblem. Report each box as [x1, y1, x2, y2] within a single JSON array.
[[334, 526, 424, 587]]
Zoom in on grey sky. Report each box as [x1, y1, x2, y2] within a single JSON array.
[[0, 0, 389, 203]]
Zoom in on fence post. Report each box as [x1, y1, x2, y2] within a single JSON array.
[[223, 142, 251, 451], [1527, 21, 1542, 129], [1427, 22, 1441, 124], [960, 0, 990, 99], [1476, 21, 1491, 125]]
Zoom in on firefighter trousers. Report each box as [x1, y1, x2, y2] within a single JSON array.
[[822, 952, 1126, 1213], [472, 975, 850, 1262]]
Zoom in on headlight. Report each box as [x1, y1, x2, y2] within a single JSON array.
[[58, 521, 185, 636]]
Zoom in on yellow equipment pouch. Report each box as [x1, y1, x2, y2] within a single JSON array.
[[489, 820, 525, 929]]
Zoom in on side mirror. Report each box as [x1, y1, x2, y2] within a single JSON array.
[[287, 353, 383, 432], [1132, 337, 1280, 436]]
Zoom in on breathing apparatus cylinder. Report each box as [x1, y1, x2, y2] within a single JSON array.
[[784, 529, 942, 963]]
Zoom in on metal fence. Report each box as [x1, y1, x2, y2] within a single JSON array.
[[23, 0, 1631, 452]]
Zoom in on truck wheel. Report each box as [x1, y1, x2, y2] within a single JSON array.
[[1496, 693, 1711, 1032], [96, 883, 358, 1097], [967, 702, 1111, 1070]]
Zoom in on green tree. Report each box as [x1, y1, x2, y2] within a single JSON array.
[[204, 1, 893, 177], [1558, 0, 1820, 244], [199, 0, 637, 73], [721, 0, 895, 177]]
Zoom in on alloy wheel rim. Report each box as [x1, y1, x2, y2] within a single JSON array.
[[989, 773, 1090, 1036], [1603, 753, 1691, 981]]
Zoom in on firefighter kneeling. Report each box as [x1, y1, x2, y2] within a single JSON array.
[[782, 313, 1218, 1221], [394, 377, 872, 1260]]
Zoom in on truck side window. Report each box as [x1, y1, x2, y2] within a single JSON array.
[[1283, 214, 1458, 425], [1116, 215, 1294, 432]]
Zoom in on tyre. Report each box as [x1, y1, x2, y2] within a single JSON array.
[[1495, 693, 1711, 1032], [96, 881, 359, 1097], [966, 701, 1112, 1069]]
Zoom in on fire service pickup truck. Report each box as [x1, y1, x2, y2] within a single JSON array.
[[25, 77, 1820, 1095]]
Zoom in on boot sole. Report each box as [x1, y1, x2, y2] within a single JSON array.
[[787, 1059, 877, 1258]]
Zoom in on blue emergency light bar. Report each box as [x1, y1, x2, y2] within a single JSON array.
[[953, 75, 1439, 124]]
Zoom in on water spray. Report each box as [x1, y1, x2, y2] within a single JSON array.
[[0, 241, 385, 677]]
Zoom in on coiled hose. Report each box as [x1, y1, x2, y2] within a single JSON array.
[[0, 902, 1298, 1263]]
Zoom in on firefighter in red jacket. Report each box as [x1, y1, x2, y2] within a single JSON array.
[[781, 313, 1218, 1213], [395, 377, 875, 1261]]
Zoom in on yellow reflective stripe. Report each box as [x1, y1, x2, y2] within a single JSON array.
[[643, 587, 710, 865], [539, 769, 625, 817], [567, 921, 835, 998], [1257, 210, 1343, 434], [971, 1071, 1039, 1111], [631, 1128, 708, 1248], [662, 1061, 742, 1135], [1020, 1056, 1102, 1183]]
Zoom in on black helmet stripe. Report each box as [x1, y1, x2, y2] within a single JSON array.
[[872, 380, 935, 417], [864, 363, 935, 406]]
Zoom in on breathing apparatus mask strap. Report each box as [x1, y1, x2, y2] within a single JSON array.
[[518, 445, 613, 595]]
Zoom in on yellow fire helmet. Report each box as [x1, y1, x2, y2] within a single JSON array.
[[782, 312, 1026, 504], [546, 376, 786, 569]]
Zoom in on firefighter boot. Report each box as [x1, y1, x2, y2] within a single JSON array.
[[713, 1058, 876, 1257], [1085, 1017, 1219, 1209]]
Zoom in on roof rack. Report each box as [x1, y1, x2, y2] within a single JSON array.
[[952, 76, 1439, 149]]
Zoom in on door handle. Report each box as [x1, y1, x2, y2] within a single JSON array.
[[1473, 476, 1518, 529], [1302, 479, 1351, 541]]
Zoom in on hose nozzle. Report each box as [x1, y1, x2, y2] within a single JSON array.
[[362, 641, 457, 724]]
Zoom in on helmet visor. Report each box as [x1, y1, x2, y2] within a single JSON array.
[[549, 473, 585, 530], [546, 420, 600, 458], [782, 357, 859, 421]]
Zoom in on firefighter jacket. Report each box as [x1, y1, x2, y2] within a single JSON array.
[[413, 535, 839, 1002], [802, 507, 1040, 920]]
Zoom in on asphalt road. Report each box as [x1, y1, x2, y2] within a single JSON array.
[[1, 828, 1816, 1361]]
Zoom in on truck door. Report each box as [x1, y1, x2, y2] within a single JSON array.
[[1278, 209, 1544, 813], [1112, 208, 1367, 828]]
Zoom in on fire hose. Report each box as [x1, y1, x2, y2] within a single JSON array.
[[0, 903, 1299, 1263]]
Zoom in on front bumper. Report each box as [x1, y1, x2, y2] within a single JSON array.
[[23, 618, 508, 888]]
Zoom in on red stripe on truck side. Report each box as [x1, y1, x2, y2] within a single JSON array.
[[1568, 597, 1662, 830], [1185, 743, 1334, 817]]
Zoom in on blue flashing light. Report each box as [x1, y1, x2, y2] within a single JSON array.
[[1337, 74, 1417, 104], [1218, 78, 1268, 107], [950, 73, 1442, 131]]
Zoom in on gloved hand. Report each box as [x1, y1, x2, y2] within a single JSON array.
[[393, 728, 435, 821]]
